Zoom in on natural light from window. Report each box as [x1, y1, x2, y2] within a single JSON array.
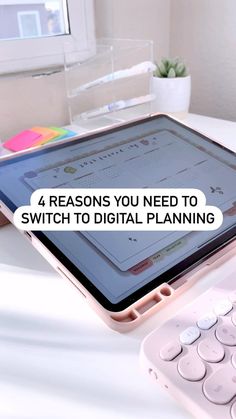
[[0, 0, 70, 40]]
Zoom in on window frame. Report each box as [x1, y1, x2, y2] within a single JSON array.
[[0, 0, 95, 73]]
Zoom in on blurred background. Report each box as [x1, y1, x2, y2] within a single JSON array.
[[97, 0, 236, 122]]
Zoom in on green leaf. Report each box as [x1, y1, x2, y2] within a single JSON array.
[[168, 59, 175, 70], [167, 68, 176, 78], [154, 66, 163, 77], [181, 68, 188, 77], [156, 57, 188, 78], [176, 63, 186, 77], [161, 58, 169, 69], [159, 61, 168, 76]]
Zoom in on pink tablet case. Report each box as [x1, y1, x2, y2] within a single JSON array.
[[0, 211, 9, 226]]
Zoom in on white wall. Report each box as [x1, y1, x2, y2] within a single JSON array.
[[170, 0, 236, 121], [95, 0, 171, 61], [0, 71, 69, 141]]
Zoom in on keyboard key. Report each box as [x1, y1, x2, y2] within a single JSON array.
[[231, 312, 236, 327], [229, 291, 236, 304], [160, 341, 182, 361], [140, 276, 236, 418], [231, 352, 236, 369], [179, 326, 201, 345], [214, 299, 233, 316], [216, 322, 236, 346], [197, 312, 217, 330], [203, 364, 236, 404], [198, 337, 224, 363], [178, 353, 206, 381], [231, 402, 236, 419]]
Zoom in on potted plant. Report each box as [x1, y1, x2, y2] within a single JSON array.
[[153, 57, 191, 117]]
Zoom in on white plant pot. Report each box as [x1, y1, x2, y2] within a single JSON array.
[[152, 75, 191, 117]]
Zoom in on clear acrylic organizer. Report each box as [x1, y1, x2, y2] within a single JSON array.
[[64, 38, 155, 131]]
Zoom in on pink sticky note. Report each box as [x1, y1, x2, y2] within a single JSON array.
[[3, 130, 42, 152]]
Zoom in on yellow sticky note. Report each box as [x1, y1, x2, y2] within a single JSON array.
[[31, 127, 60, 145]]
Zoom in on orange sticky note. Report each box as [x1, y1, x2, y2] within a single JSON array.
[[31, 127, 60, 145], [3, 130, 42, 152]]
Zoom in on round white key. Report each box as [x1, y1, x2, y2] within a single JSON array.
[[203, 364, 236, 404], [231, 402, 236, 419], [178, 352, 206, 381], [160, 341, 182, 361], [232, 312, 236, 327], [214, 299, 233, 316], [180, 326, 200, 345], [198, 337, 224, 363], [216, 323, 236, 346], [229, 291, 236, 304], [197, 312, 217, 330], [232, 352, 236, 369]]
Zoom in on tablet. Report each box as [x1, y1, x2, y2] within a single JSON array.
[[0, 115, 235, 321]]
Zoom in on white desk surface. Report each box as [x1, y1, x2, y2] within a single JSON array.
[[0, 113, 236, 419]]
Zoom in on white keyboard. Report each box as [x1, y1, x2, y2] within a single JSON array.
[[140, 270, 236, 419]]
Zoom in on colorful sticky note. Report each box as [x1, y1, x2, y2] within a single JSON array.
[[50, 129, 77, 143], [3, 130, 42, 152], [45, 127, 70, 143], [50, 127, 69, 137], [31, 127, 60, 145]]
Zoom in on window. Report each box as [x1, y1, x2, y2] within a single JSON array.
[[0, 1, 70, 41], [0, 0, 95, 73], [17, 11, 42, 38]]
